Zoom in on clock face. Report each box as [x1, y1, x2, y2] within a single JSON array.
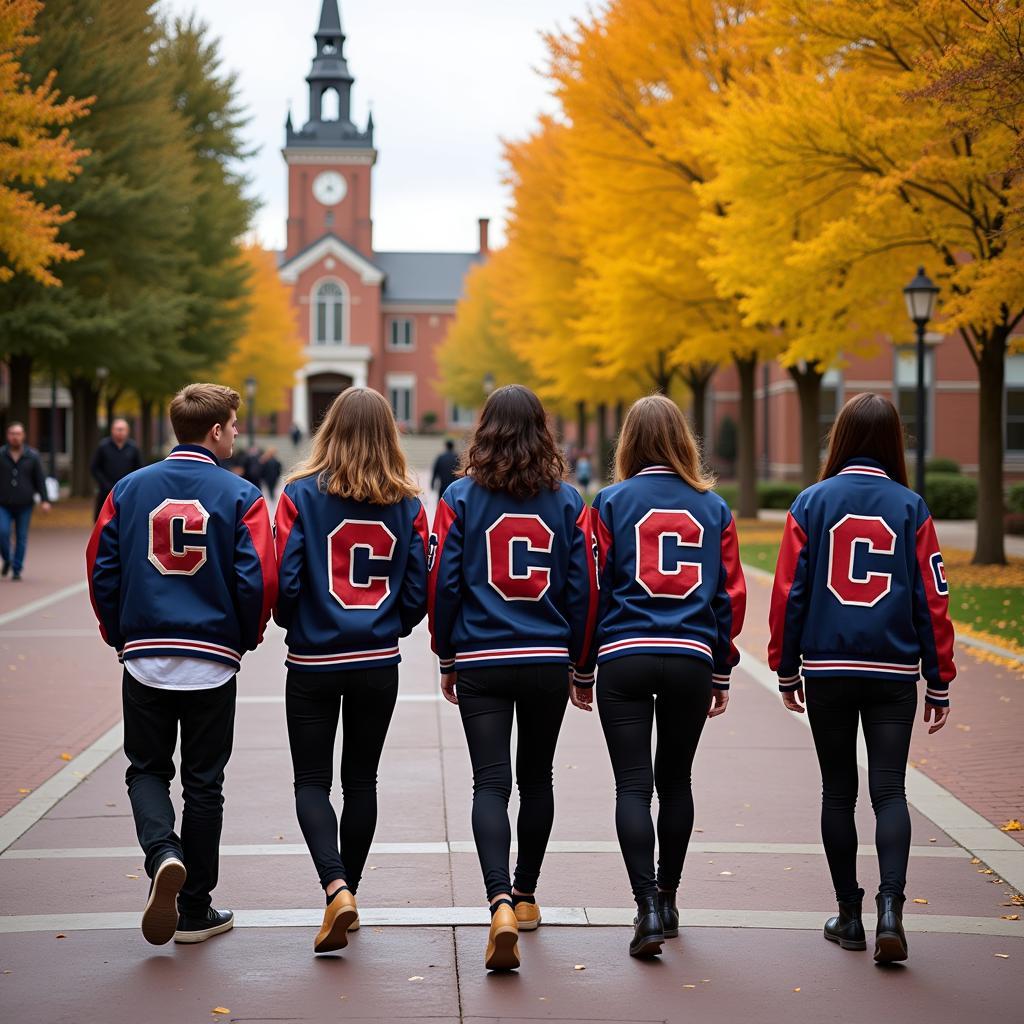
[[312, 170, 347, 206]]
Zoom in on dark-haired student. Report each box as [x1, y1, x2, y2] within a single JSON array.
[[573, 395, 745, 958], [769, 392, 955, 964], [428, 384, 598, 972]]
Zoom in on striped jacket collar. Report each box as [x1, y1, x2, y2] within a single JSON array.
[[166, 444, 219, 466], [636, 465, 677, 476], [838, 458, 889, 479]]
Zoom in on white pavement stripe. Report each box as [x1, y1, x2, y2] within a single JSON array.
[[1, 841, 967, 860], [0, 580, 88, 627], [0, 721, 123, 854], [735, 642, 1024, 892], [1, 907, 1020, 937]]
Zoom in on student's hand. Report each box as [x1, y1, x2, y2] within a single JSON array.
[[924, 703, 950, 734], [40, 501, 52, 512], [569, 681, 593, 712], [440, 672, 458, 705], [781, 686, 805, 714], [708, 689, 730, 718]]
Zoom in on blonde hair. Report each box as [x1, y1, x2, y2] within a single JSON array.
[[614, 394, 715, 491], [287, 387, 419, 504], [169, 383, 240, 443]]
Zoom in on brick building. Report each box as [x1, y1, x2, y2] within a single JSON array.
[[278, 0, 484, 435]]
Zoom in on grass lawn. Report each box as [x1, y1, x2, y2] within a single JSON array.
[[735, 522, 1024, 651]]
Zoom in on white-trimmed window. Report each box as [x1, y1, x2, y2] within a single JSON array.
[[894, 347, 934, 455], [388, 317, 415, 350], [314, 280, 345, 345], [449, 403, 476, 428], [819, 367, 843, 451], [1007, 354, 1024, 452], [387, 374, 415, 426]]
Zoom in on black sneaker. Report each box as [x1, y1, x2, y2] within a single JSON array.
[[174, 907, 234, 944], [11, 571, 21, 581], [141, 854, 186, 945], [1, 561, 9, 577]]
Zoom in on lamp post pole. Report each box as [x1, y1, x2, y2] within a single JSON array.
[[902, 267, 939, 499], [245, 376, 257, 449]]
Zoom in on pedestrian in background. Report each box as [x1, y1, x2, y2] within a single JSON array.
[[86, 383, 276, 947], [576, 395, 745, 958], [429, 384, 598, 972], [575, 450, 592, 491], [0, 422, 51, 580], [90, 417, 142, 520], [431, 439, 459, 497], [769, 392, 955, 964], [260, 447, 282, 499], [290, 423, 302, 448], [275, 387, 428, 955]]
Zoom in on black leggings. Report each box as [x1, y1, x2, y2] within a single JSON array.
[[805, 678, 917, 903], [597, 655, 712, 902], [456, 664, 569, 902], [285, 666, 398, 892]]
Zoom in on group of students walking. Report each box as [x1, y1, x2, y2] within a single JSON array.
[[86, 380, 955, 971]]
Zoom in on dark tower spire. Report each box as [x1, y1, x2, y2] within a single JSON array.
[[287, 0, 373, 148]]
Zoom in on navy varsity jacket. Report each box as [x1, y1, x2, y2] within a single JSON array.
[[86, 444, 277, 670], [768, 458, 956, 706], [273, 475, 429, 671], [428, 476, 598, 672], [577, 466, 746, 689]]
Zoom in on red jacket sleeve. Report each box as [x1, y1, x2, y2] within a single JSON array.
[[913, 514, 956, 705], [400, 500, 430, 636], [566, 497, 599, 685], [710, 512, 746, 689], [428, 495, 461, 671], [768, 508, 809, 690], [236, 494, 277, 650]]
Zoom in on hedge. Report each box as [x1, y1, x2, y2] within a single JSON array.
[[925, 473, 977, 519], [925, 457, 960, 475], [713, 480, 803, 512], [1007, 482, 1024, 515]]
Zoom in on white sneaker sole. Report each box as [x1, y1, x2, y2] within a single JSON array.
[[141, 857, 186, 946], [173, 915, 234, 944]]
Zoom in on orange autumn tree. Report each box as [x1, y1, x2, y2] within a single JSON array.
[[217, 245, 303, 414], [0, 0, 91, 285]]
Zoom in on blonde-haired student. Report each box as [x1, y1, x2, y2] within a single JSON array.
[[274, 387, 429, 954]]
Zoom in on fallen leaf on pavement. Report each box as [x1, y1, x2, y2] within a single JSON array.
[[574, 964, 586, 971], [125, 874, 139, 880], [683, 984, 696, 989], [1000, 820, 1023, 832], [928, 838, 937, 843], [55, 934, 66, 939], [970, 857, 981, 864], [1001, 915, 1020, 921], [994, 953, 1010, 959], [408, 976, 424, 982], [60, 753, 72, 761], [793, 987, 801, 992], [1011, 895, 1024, 906], [212, 1008, 230, 1015], [955, 723, 971, 732], [17, 788, 30, 794], [912, 898, 929, 904], [980, 868, 995, 874], [719, 871, 734, 876]]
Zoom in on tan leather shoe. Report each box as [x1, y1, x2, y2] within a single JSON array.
[[514, 898, 541, 931], [314, 888, 359, 953], [485, 900, 520, 971]]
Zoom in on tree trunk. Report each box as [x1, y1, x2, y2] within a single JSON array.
[[973, 332, 1007, 565], [70, 376, 100, 498], [789, 365, 824, 488], [614, 401, 624, 435], [7, 353, 32, 430], [682, 363, 716, 454], [105, 386, 124, 431], [156, 401, 166, 454], [735, 355, 758, 519], [576, 401, 587, 453], [596, 402, 609, 483], [139, 396, 153, 465]]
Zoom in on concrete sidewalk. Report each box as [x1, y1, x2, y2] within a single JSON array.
[[0, 529, 1021, 1023]]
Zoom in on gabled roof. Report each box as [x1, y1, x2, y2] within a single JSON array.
[[376, 251, 482, 304], [277, 234, 384, 285]]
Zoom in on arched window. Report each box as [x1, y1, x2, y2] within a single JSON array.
[[321, 87, 340, 122], [315, 281, 344, 344]]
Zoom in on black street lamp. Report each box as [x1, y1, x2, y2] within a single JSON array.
[[245, 376, 257, 448], [902, 267, 939, 497]]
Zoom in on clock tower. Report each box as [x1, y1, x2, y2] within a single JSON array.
[[283, 0, 375, 260]]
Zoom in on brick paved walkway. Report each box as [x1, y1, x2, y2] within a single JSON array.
[[1, 520, 1021, 1023]]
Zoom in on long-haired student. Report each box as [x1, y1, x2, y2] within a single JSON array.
[[428, 385, 598, 972], [769, 392, 955, 964], [574, 395, 746, 958], [274, 388, 429, 954]]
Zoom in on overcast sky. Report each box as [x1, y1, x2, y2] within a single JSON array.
[[160, 0, 594, 253]]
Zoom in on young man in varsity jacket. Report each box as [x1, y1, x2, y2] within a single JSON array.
[[87, 384, 277, 946]]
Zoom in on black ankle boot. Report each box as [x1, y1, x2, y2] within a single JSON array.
[[823, 896, 866, 951], [630, 896, 665, 958], [874, 893, 908, 963], [657, 891, 679, 938]]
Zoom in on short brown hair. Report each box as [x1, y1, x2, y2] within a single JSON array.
[[286, 387, 419, 504], [821, 392, 909, 486], [615, 394, 715, 491], [169, 383, 240, 444], [462, 385, 566, 499]]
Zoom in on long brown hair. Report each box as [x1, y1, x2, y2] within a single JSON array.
[[820, 392, 909, 486], [287, 387, 419, 504], [461, 384, 566, 499], [614, 394, 715, 490]]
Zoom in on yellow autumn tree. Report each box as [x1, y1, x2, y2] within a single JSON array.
[[217, 244, 302, 414], [0, 0, 91, 285], [700, 0, 1023, 561]]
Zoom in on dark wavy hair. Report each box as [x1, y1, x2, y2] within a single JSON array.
[[820, 392, 909, 487], [461, 384, 566, 499]]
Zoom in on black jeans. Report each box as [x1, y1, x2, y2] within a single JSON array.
[[122, 670, 236, 917], [597, 654, 712, 902], [285, 666, 398, 892], [457, 663, 569, 902], [805, 678, 917, 903]]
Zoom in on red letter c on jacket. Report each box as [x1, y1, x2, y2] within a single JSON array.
[[827, 514, 896, 607]]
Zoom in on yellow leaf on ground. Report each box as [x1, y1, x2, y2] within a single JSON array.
[[60, 753, 72, 761], [913, 898, 929, 904], [1000, 820, 1023, 832], [971, 857, 982, 864], [212, 1008, 230, 1015], [125, 874, 139, 880], [17, 788, 30, 794], [1001, 914, 1020, 921], [683, 984, 696, 989], [793, 987, 801, 992]]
